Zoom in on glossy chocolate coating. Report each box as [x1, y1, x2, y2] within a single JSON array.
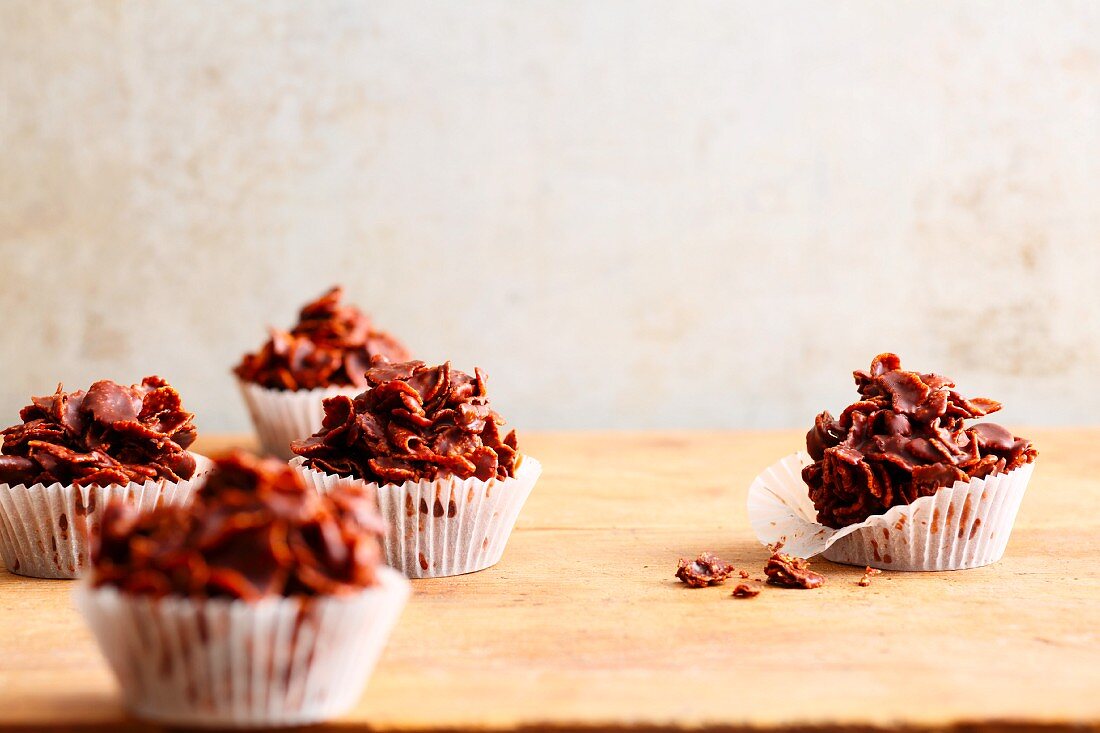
[[234, 286, 409, 391], [293, 358, 518, 485], [803, 353, 1036, 528], [91, 451, 384, 599], [0, 377, 197, 488]]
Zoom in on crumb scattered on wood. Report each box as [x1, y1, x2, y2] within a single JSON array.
[[857, 566, 883, 587], [731, 584, 761, 599], [675, 552, 736, 587], [764, 543, 824, 589]]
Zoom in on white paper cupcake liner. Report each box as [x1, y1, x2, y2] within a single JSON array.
[[0, 453, 213, 579], [237, 381, 362, 460], [747, 452, 1036, 571], [74, 566, 410, 728], [291, 455, 541, 578]]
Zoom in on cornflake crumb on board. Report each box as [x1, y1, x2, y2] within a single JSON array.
[[675, 552, 736, 588], [764, 543, 824, 589], [857, 566, 883, 587], [731, 584, 761, 599]]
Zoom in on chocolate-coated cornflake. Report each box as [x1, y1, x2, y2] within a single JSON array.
[[764, 546, 824, 589], [803, 353, 1037, 528], [675, 552, 736, 588], [293, 358, 518, 485], [730, 584, 761, 599], [234, 286, 409, 391], [0, 377, 197, 488], [91, 451, 384, 599]]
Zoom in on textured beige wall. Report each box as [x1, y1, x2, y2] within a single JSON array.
[[1, 1, 1099, 434]]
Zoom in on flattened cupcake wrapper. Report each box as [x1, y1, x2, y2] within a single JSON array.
[[747, 452, 1036, 571], [0, 453, 213, 579], [291, 455, 541, 578], [237, 381, 362, 460], [74, 566, 410, 728]]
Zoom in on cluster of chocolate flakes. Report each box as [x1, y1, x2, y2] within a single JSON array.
[[0, 377, 197, 488], [675, 545, 826, 596], [803, 353, 1037, 528], [90, 452, 384, 599], [293, 359, 518, 485], [234, 286, 409, 391]]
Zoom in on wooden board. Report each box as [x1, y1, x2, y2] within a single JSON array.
[[1, 430, 1098, 732]]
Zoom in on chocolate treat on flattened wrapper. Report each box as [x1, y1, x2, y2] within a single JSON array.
[[74, 451, 411, 728], [0, 377, 209, 579], [747, 353, 1038, 571], [290, 358, 541, 578], [803, 353, 1036, 529]]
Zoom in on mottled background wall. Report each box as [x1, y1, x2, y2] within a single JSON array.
[[1, 1, 1098, 433]]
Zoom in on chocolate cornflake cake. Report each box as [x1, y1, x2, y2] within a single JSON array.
[[293, 358, 518, 485], [803, 353, 1037, 528], [91, 451, 384, 599], [0, 377, 197, 488], [234, 286, 410, 391]]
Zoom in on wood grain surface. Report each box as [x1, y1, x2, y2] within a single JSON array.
[[1, 430, 1098, 732]]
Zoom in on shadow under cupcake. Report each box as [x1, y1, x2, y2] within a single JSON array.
[[290, 358, 541, 579], [234, 286, 410, 459], [748, 353, 1037, 571]]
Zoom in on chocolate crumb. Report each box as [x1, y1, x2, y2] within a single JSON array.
[[731, 584, 761, 599], [857, 566, 883, 587], [764, 545, 824, 589], [675, 552, 735, 588]]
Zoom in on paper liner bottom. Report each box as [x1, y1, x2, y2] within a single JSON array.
[[292, 455, 541, 578], [74, 566, 411, 728], [747, 453, 1035, 571]]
